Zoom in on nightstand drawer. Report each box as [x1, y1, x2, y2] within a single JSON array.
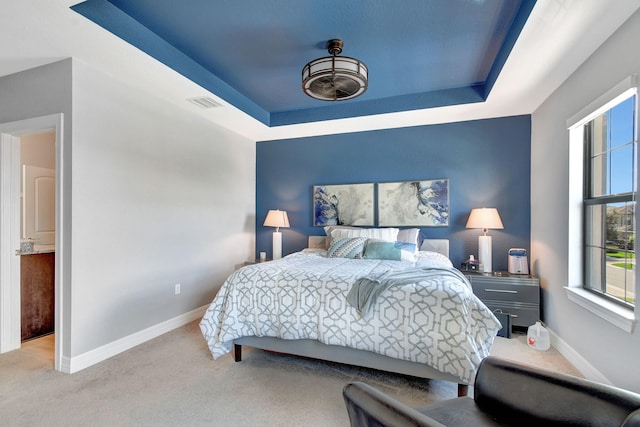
[[464, 272, 541, 329], [482, 302, 539, 328], [471, 282, 539, 304]]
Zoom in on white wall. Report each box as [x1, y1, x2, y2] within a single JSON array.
[[69, 59, 255, 357], [0, 59, 73, 357], [531, 9, 640, 392], [2, 58, 255, 367]]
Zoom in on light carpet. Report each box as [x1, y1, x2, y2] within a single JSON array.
[[0, 321, 581, 426]]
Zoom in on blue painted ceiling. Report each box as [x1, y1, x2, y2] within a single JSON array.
[[71, 0, 535, 127]]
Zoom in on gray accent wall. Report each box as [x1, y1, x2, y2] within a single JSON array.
[[531, 8, 640, 392], [1, 59, 256, 367], [69, 60, 255, 358]]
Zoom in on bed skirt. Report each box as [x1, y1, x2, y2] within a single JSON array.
[[233, 336, 469, 397]]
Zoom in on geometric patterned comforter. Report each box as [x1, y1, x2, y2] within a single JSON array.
[[200, 251, 501, 384]]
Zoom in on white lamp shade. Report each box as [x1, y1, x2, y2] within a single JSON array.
[[465, 208, 504, 231], [263, 210, 290, 230]]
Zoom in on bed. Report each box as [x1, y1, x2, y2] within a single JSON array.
[[200, 230, 501, 397]]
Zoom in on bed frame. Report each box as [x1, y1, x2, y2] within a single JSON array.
[[233, 337, 469, 397], [233, 237, 470, 397]]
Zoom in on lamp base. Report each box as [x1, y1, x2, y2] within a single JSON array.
[[478, 235, 492, 273], [272, 231, 282, 260]]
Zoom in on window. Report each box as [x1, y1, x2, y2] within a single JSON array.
[[566, 76, 638, 332], [583, 95, 636, 307]]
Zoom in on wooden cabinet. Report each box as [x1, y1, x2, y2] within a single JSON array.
[[464, 272, 540, 328], [21, 253, 55, 341]]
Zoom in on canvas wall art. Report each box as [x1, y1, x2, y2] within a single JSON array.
[[378, 179, 449, 226], [313, 183, 374, 226]]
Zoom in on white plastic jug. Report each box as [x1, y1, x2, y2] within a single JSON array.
[[527, 321, 550, 351]]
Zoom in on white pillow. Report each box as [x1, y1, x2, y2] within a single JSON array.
[[331, 227, 399, 243], [397, 228, 420, 247], [323, 225, 359, 249]]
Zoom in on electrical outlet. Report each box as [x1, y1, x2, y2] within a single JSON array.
[[174, 283, 181, 295]]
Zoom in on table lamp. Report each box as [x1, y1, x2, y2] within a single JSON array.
[[263, 209, 290, 259], [465, 208, 503, 273]]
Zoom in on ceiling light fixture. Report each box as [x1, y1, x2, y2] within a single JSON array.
[[302, 39, 368, 101]]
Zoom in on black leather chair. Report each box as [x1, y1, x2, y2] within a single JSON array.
[[343, 356, 640, 427]]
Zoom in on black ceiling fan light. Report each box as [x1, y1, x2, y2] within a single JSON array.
[[302, 39, 368, 101]]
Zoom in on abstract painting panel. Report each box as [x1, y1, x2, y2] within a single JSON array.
[[313, 183, 374, 226], [378, 179, 449, 226]]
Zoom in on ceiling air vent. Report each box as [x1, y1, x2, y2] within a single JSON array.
[[187, 96, 223, 109]]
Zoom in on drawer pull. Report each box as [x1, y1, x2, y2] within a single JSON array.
[[485, 288, 518, 294]]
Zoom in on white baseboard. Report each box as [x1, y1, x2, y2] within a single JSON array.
[[62, 305, 208, 374], [548, 327, 612, 385]]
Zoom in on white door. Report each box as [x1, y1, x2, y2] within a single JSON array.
[[22, 165, 55, 245]]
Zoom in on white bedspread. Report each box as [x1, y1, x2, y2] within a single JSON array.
[[200, 251, 501, 383]]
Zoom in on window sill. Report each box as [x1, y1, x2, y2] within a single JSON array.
[[565, 287, 636, 333]]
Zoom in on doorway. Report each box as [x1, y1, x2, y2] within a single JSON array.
[[0, 114, 64, 372], [21, 139, 56, 342]]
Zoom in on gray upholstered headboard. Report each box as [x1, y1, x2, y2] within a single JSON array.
[[307, 236, 450, 258], [307, 235, 327, 249], [420, 239, 449, 258]]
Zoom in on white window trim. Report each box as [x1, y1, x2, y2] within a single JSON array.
[[565, 287, 635, 333], [566, 74, 638, 334]]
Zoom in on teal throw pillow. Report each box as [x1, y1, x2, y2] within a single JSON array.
[[363, 241, 417, 261]]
